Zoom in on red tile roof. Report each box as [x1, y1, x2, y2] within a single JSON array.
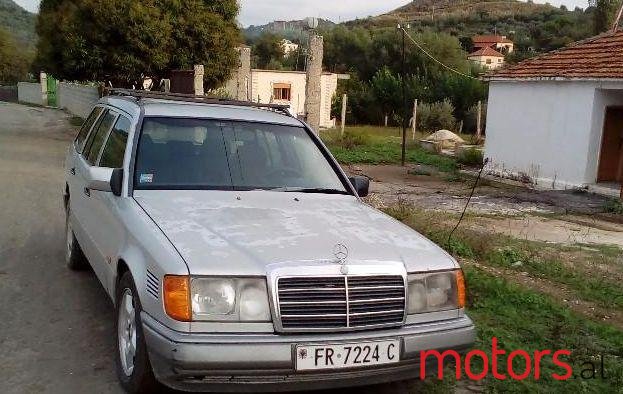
[[468, 47, 505, 58], [488, 30, 623, 80], [473, 35, 513, 44]]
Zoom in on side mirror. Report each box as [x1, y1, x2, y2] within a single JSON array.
[[87, 167, 113, 193], [86, 167, 123, 196], [349, 176, 370, 198], [110, 168, 123, 197]]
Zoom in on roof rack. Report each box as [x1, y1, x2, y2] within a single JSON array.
[[103, 88, 292, 116]]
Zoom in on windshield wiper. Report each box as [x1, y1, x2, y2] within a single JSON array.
[[280, 187, 350, 195]]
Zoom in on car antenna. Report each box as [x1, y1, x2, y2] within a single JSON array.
[[447, 157, 490, 245]]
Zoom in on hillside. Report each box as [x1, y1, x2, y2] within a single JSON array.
[[0, 0, 36, 47], [345, 0, 594, 55]]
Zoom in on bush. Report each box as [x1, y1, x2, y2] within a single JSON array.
[[331, 130, 372, 149], [417, 99, 456, 132], [457, 147, 484, 166]]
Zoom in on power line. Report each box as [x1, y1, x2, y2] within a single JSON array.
[[399, 27, 479, 81]]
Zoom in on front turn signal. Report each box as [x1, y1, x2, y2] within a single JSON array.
[[164, 275, 191, 322], [456, 270, 466, 309]]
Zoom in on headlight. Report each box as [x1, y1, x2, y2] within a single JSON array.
[[407, 270, 466, 314], [190, 277, 271, 322]]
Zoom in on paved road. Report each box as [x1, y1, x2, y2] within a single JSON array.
[[0, 103, 418, 394]]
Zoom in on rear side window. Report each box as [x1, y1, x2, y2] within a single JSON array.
[[84, 110, 117, 165], [100, 116, 131, 168], [75, 107, 103, 153]]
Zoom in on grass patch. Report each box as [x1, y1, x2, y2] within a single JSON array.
[[604, 199, 623, 215], [383, 204, 623, 392], [465, 266, 623, 393], [383, 206, 623, 310], [321, 126, 458, 173]]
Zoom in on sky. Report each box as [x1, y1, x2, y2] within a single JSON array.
[[14, 0, 589, 26]]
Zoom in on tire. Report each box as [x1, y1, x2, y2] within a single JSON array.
[[115, 272, 160, 394], [65, 202, 88, 270]]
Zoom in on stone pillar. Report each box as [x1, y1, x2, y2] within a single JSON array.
[[194, 65, 204, 96], [237, 46, 251, 101], [305, 35, 323, 134], [224, 46, 252, 101]]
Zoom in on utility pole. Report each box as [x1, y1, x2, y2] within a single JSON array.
[[399, 24, 407, 167], [613, 2, 623, 32], [412, 99, 418, 140], [340, 94, 348, 136], [476, 100, 483, 140]]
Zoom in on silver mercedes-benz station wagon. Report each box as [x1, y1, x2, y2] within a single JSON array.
[[63, 90, 475, 393]]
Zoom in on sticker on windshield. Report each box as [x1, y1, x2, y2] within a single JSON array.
[[140, 173, 154, 183]]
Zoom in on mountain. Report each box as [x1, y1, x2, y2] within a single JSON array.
[[0, 0, 36, 47], [244, 18, 336, 40]]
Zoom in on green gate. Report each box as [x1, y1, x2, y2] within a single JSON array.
[[46, 76, 58, 107]]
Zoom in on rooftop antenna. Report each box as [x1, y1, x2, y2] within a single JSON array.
[[613, 2, 623, 32]]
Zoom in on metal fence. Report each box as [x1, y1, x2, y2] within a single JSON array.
[[0, 85, 18, 103]]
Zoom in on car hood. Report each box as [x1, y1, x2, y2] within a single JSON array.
[[134, 190, 458, 276]]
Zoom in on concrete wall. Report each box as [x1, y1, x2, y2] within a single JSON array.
[[17, 82, 45, 106], [58, 83, 100, 118], [484, 80, 598, 189]]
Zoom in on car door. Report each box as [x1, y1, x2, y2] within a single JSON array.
[[73, 108, 119, 286], [89, 114, 133, 293], [67, 106, 104, 238]]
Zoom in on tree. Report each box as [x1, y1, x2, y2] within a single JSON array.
[[369, 67, 402, 125], [250, 32, 285, 69], [0, 28, 30, 83], [589, 0, 619, 34], [35, 0, 240, 88]]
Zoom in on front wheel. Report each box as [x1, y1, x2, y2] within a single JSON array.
[[65, 203, 88, 270], [115, 272, 159, 393]]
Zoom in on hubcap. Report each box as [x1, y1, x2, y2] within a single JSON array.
[[118, 289, 137, 376]]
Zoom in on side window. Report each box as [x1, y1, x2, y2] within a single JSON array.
[[84, 110, 118, 166], [75, 107, 103, 154], [100, 116, 131, 168]]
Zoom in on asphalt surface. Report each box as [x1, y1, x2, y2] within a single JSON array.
[[0, 103, 418, 394]]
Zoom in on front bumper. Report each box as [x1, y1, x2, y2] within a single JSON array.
[[142, 312, 476, 392]]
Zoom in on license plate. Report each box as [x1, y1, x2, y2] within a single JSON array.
[[295, 340, 400, 371]]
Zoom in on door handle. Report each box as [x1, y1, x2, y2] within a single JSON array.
[[83, 187, 91, 197], [70, 167, 76, 176]]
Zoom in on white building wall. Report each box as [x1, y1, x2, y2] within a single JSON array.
[[484, 80, 598, 189], [251, 70, 338, 128], [17, 82, 44, 106], [58, 83, 100, 118], [252, 69, 307, 117]]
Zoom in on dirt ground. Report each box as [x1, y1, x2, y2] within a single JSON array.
[[348, 164, 623, 249]]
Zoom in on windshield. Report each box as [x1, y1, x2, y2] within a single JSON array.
[[134, 118, 349, 193]]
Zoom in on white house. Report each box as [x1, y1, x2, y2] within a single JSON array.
[[251, 69, 346, 129], [484, 31, 623, 197], [280, 39, 299, 57], [468, 47, 506, 70]]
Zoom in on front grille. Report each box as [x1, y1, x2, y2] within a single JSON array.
[[277, 276, 406, 331]]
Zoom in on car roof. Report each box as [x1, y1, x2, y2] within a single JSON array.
[[98, 96, 303, 127]]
